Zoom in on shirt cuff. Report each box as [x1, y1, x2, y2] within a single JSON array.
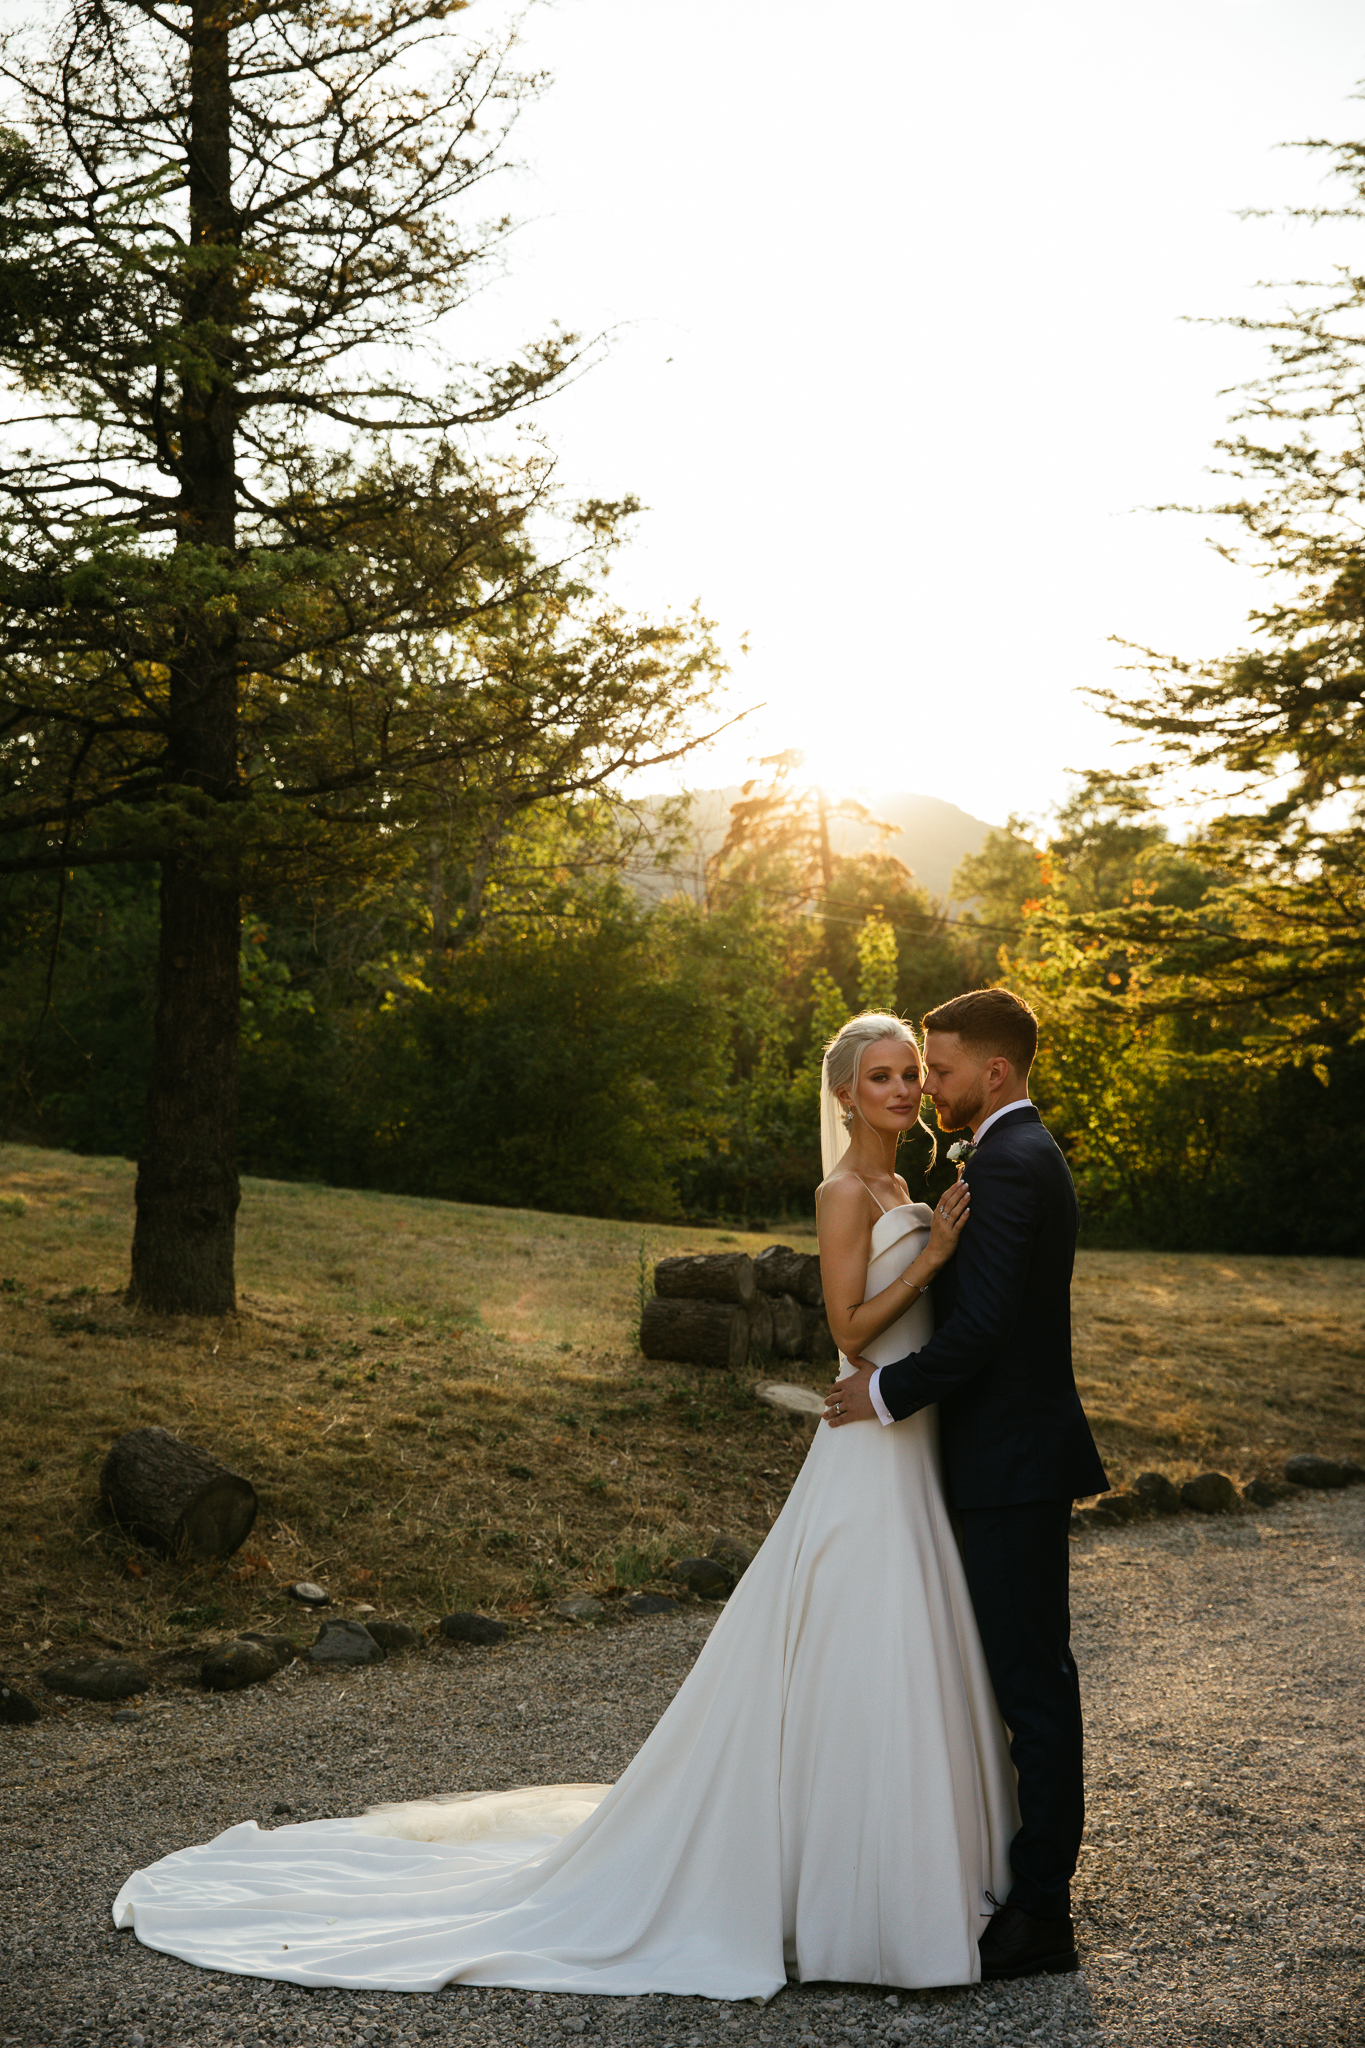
[[868, 1366, 894, 1427]]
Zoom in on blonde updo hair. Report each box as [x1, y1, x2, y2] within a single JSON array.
[[819, 1011, 937, 1178]]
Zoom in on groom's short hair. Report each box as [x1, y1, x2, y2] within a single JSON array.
[[922, 987, 1038, 1076]]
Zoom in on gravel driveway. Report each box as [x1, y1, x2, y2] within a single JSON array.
[[3, 1490, 1362, 2048]]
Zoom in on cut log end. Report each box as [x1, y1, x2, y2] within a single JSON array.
[[101, 1425, 258, 1562], [752, 1244, 823, 1307], [178, 1474, 259, 1559], [640, 1296, 750, 1371]]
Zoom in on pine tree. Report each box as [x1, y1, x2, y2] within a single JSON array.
[[0, 1, 719, 1310]]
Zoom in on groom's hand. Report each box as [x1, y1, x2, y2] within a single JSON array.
[[823, 1359, 876, 1427]]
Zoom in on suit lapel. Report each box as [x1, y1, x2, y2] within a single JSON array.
[[973, 1105, 1041, 1152]]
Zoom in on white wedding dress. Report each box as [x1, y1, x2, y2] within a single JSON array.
[[114, 1203, 1017, 1998]]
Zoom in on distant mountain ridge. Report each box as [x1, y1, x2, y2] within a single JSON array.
[[631, 787, 998, 908]]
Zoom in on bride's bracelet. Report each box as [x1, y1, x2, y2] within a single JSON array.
[[900, 1275, 925, 1297]]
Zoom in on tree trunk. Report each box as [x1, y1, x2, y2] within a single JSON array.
[[129, 864, 241, 1312], [653, 1252, 756, 1306], [128, 0, 242, 1314], [753, 1244, 823, 1307], [640, 1296, 750, 1371], [770, 1292, 805, 1358], [100, 1425, 257, 1560]]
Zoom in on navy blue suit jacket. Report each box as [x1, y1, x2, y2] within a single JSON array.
[[876, 1105, 1108, 1510]]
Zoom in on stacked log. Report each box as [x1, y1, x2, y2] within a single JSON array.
[[752, 1244, 824, 1307], [639, 1296, 751, 1371], [654, 1252, 756, 1305], [640, 1245, 836, 1371]]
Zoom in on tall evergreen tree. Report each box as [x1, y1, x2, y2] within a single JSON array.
[[0, 1, 719, 1310]]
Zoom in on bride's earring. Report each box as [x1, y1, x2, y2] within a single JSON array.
[[841, 1104, 854, 1131]]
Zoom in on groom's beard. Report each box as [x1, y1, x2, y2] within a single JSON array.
[[931, 1083, 987, 1134]]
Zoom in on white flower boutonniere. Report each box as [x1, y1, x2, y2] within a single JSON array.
[[947, 1138, 977, 1179]]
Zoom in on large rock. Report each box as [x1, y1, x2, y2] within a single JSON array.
[[241, 1631, 298, 1664], [1072, 1504, 1123, 1531], [365, 1620, 418, 1654], [201, 1637, 286, 1692], [1283, 1453, 1351, 1490], [0, 1679, 39, 1724], [1181, 1472, 1239, 1514], [1133, 1472, 1182, 1515], [1341, 1458, 1365, 1485], [1242, 1477, 1285, 1508], [673, 1556, 733, 1598], [1095, 1491, 1144, 1522], [624, 1593, 678, 1616], [709, 1534, 757, 1579], [305, 1620, 386, 1669], [439, 1611, 509, 1646], [553, 1595, 607, 1623], [40, 1655, 150, 1702]]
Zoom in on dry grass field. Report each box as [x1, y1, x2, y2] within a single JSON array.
[[1, 1143, 1362, 1676]]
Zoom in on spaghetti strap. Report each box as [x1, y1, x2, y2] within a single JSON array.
[[853, 1174, 888, 1214]]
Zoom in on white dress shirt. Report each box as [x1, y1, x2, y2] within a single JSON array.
[[866, 1098, 1033, 1426]]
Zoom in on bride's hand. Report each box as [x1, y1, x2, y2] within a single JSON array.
[[925, 1178, 970, 1266]]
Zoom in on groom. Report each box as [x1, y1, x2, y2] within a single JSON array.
[[824, 986, 1108, 1982]]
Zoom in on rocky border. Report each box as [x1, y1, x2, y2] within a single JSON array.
[[1072, 1449, 1365, 1532]]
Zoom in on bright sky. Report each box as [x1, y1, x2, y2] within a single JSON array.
[[475, 0, 1365, 830]]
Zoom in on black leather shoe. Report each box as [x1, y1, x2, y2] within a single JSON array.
[[979, 1902, 1078, 1981]]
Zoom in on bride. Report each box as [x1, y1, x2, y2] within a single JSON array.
[[114, 1012, 1017, 1997]]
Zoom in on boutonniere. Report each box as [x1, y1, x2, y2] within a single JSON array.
[[947, 1138, 977, 1179]]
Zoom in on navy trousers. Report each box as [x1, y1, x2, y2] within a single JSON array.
[[956, 1499, 1084, 1920]]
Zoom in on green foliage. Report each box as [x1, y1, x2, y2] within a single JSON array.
[[855, 914, 898, 1013]]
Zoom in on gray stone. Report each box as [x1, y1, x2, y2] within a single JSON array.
[[1341, 1457, 1365, 1484], [673, 1556, 733, 1598], [305, 1619, 386, 1668], [553, 1596, 607, 1622], [1242, 1477, 1288, 1508], [39, 1655, 150, 1702], [1073, 1505, 1123, 1530], [1283, 1453, 1351, 1490], [151, 1645, 206, 1688], [1181, 1472, 1240, 1514], [708, 1534, 757, 1579], [110, 1710, 140, 1725], [1096, 1491, 1145, 1522], [201, 1637, 286, 1692], [286, 1581, 331, 1605], [439, 1610, 509, 1646], [241, 1631, 298, 1663], [1134, 1471, 1182, 1514], [0, 1679, 39, 1724], [624, 1593, 678, 1616], [364, 1620, 418, 1653]]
